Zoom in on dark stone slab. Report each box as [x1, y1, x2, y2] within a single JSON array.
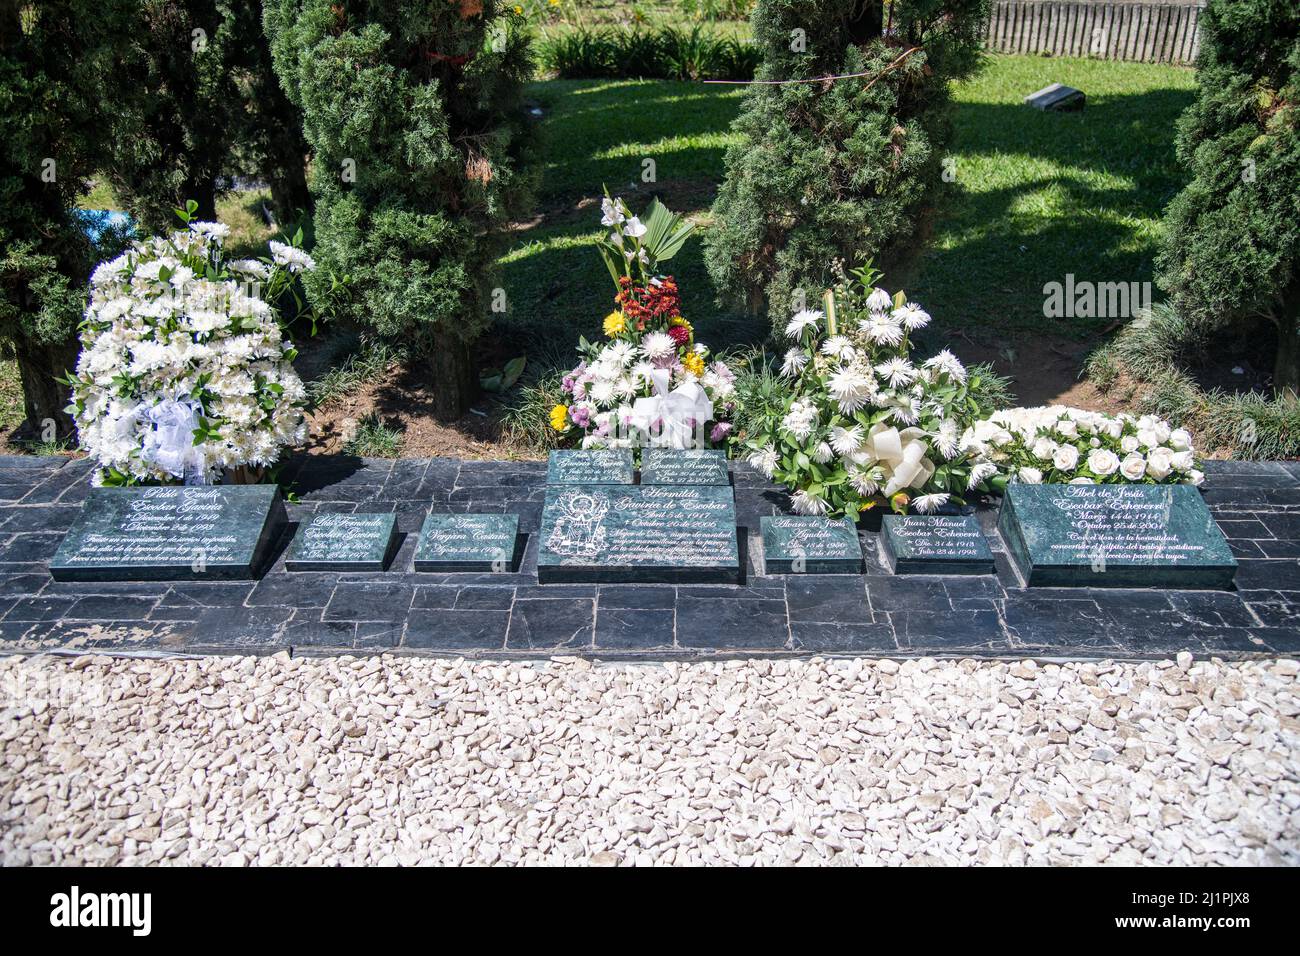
[[322, 581, 414, 623], [413, 513, 521, 572], [890, 609, 1009, 651], [786, 576, 872, 624], [640, 449, 729, 486], [675, 591, 788, 649], [760, 516, 863, 574], [546, 449, 633, 485], [49, 485, 286, 582], [790, 621, 897, 653], [595, 607, 676, 649], [881, 514, 995, 575], [997, 484, 1237, 589], [404, 608, 508, 650], [505, 598, 595, 649], [538, 484, 739, 584], [285, 512, 397, 572], [1025, 82, 1085, 111]]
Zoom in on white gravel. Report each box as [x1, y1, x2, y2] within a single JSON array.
[[1, 651, 1297, 866]]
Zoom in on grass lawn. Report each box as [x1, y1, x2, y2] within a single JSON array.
[[499, 53, 1197, 375], [907, 55, 1198, 338]]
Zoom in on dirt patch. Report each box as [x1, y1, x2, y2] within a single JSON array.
[[944, 331, 1120, 410], [304, 361, 537, 461]]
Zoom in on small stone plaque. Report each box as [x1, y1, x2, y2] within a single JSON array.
[[998, 483, 1237, 589], [760, 516, 862, 574], [414, 513, 521, 572], [546, 449, 633, 485], [538, 484, 739, 584], [881, 514, 994, 575], [1025, 82, 1085, 111], [640, 449, 729, 486], [50, 484, 286, 581], [285, 512, 397, 572]]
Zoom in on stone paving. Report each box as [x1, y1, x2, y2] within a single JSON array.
[[0, 454, 1298, 660]]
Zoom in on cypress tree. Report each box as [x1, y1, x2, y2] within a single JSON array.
[[705, 0, 988, 329], [265, 1, 537, 420], [106, 1, 242, 231], [1155, 0, 1300, 396], [0, 1, 134, 438]]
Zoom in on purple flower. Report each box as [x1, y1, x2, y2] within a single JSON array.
[[710, 422, 732, 443]]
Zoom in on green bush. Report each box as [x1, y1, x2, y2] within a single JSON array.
[[0, 1, 135, 438], [1088, 304, 1300, 459], [1155, 0, 1300, 395], [705, 0, 990, 327], [537, 26, 759, 80], [344, 413, 404, 458], [104, 1, 311, 231], [265, 1, 538, 420]]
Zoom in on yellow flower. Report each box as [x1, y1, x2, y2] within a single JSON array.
[[681, 352, 705, 377], [603, 311, 626, 337], [669, 316, 692, 332], [549, 404, 569, 431], [513, 5, 523, 14]]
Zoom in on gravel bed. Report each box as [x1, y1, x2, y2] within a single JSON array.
[[1, 652, 1297, 866]]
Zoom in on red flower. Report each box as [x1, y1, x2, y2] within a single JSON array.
[[667, 325, 691, 346]]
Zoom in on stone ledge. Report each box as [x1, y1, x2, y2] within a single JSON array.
[[1, 453, 1297, 661]]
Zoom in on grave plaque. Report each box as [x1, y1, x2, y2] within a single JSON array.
[[414, 513, 521, 572], [50, 484, 285, 581], [285, 512, 397, 572], [998, 483, 1237, 589], [881, 514, 994, 575], [760, 516, 862, 574], [538, 484, 739, 584], [640, 449, 730, 486], [546, 449, 633, 485]]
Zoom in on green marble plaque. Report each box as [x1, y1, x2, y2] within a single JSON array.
[[538, 484, 739, 584], [760, 516, 862, 574], [285, 512, 397, 572], [546, 449, 634, 485], [640, 449, 730, 486], [414, 513, 521, 572], [998, 483, 1237, 589], [881, 515, 994, 575], [50, 485, 286, 581]]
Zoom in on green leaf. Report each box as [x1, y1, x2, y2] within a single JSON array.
[[640, 197, 694, 265], [597, 244, 623, 286], [501, 356, 526, 390]]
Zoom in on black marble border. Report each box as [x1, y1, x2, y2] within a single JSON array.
[[0, 454, 1297, 660]]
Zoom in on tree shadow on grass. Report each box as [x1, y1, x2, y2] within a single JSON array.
[[901, 87, 1198, 339]]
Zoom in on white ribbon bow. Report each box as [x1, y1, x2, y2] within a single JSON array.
[[858, 424, 935, 497], [631, 368, 713, 449], [141, 397, 206, 484]]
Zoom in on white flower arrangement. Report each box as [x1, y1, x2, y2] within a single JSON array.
[[742, 266, 1002, 518], [68, 217, 311, 485], [961, 405, 1203, 487], [551, 195, 735, 450]]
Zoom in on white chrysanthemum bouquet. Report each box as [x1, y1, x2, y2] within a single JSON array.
[[66, 208, 313, 485], [962, 406, 1203, 487], [549, 194, 735, 450], [744, 264, 1001, 518]]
